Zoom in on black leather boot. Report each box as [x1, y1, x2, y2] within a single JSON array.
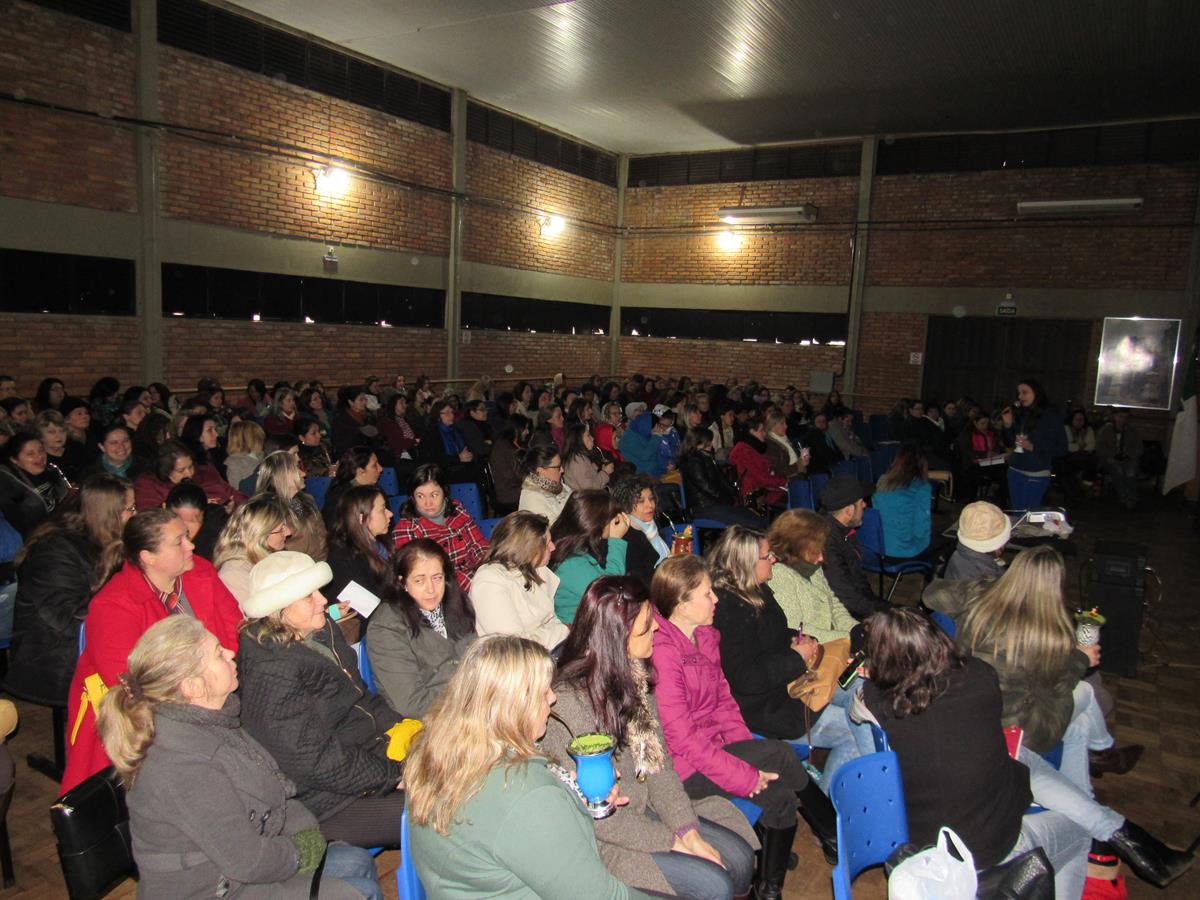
[[752, 822, 798, 900], [796, 779, 839, 865], [1107, 820, 1194, 888]]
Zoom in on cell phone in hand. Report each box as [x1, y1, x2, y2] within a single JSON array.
[[838, 650, 867, 689]]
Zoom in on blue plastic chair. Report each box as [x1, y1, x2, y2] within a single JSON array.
[[809, 473, 829, 509], [450, 482, 484, 521], [852, 455, 873, 484], [676, 480, 728, 553], [787, 479, 815, 511], [730, 796, 763, 826], [399, 811, 427, 900], [857, 508, 934, 602], [1007, 469, 1051, 510], [869, 443, 900, 480], [476, 516, 503, 540], [304, 476, 332, 511], [357, 641, 377, 693], [830, 751, 909, 900], [853, 421, 874, 451], [832, 460, 857, 479], [868, 415, 890, 445], [78, 622, 86, 654], [378, 466, 402, 498], [930, 610, 957, 638], [387, 494, 410, 519]]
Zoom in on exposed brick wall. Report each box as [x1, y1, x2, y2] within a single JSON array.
[[853, 312, 928, 413], [464, 144, 617, 281], [157, 47, 452, 254], [619, 336, 844, 389], [0, 1, 137, 211], [161, 319, 447, 391], [0, 313, 141, 394], [458, 329, 610, 382], [867, 164, 1198, 290], [622, 179, 858, 285]]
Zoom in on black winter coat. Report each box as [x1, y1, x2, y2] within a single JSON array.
[[681, 451, 738, 511], [0, 464, 70, 538], [3, 530, 96, 705], [237, 619, 405, 820], [820, 514, 886, 620], [712, 584, 810, 739]]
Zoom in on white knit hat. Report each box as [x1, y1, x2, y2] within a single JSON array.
[[957, 502, 1012, 554], [243, 551, 332, 619]]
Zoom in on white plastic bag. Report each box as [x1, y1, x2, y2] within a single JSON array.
[[888, 826, 978, 900]]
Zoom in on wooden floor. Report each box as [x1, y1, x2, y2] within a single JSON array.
[[1, 491, 1197, 899]]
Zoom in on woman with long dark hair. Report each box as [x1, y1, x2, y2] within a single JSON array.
[[561, 422, 612, 492], [322, 446, 383, 526], [4, 474, 133, 706], [0, 432, 71, 536], [368, 538, 476, 717], [678, 427, 763, 528], [1002, 378, 1067, 479], [392, 463, 489, 591], [543, 576, 756, 900], [324, 484, 393, 642], [548, 489, 629, 623], [489, 413, 530, 515], [32, 377, 65, 413], [518, 437, 571, 525]]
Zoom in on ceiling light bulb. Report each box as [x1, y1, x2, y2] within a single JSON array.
[[315, 166, 351, 197], [717, 230, 742, 251], [541, 215, 566, 237]]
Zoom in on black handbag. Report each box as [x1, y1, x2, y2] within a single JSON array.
[[50, 766, 137, 900]]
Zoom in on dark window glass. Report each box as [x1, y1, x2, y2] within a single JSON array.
[[620, 307, 846, 345], [162, 263, 444, 326], [462, 293, 608, 335], [26, 0, 131, 31], [0, 249, 135, 315]]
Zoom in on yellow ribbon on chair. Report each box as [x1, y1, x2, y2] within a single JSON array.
[[385, 718, 423, 762], [70, 673, 109, 745]]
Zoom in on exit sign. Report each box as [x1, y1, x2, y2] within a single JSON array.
[[997, 301, 1018, 316]]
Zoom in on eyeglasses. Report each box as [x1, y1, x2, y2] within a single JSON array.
[[543, 464, 562, 470], [123, 504, 137, 514], [759, 550, 777, 561]]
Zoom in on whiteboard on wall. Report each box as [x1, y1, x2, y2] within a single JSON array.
[[809, 371, 835, 394]]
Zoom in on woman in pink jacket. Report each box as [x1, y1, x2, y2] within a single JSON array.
[[650, 555, 838, 898]]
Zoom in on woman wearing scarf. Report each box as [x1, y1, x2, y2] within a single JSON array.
[[612, 474, 671, 587], [392, 465, 489, 592], [518, 438, 572, 526], [418, 401, 480, 486]]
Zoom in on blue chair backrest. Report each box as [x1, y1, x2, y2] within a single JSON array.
[[857, 507, 886, 566], [357, 642, 377, 693], [387, 494, 410, 519], [930, 610, 957, 638], [853, 455, 873, 484], [869, 723, 890, 753], [78, 622, 86, 655], [788, 479, 814, 511], [239, 472, 259, 497], [378, 466, 402, 497], [831, 751, 909, 900], [730, 796, 763, 826], [450, 482, 483, 521], [1007, 469, 1051, 511], [476, 517, 503, 541], [869, 414, 890, 444], [832, 459, 857, 479], [399, 811, 427, 900], [810, 473, 829, 509], [853, 421, 873, 450], [305, 476, 332, 511], [677, 476, 689, 508]]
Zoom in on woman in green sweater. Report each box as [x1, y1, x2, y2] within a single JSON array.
[[765, 509, 856, 641], [549, 489, 630, 623], [405, 635, 652, 900]]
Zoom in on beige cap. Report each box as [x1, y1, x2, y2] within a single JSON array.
[[957, 502, 1011, 553], [244, 551, 332, 619]]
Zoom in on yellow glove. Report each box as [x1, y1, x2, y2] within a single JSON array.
[[386, 718, 423, 762], [70, 673, 109, 745]]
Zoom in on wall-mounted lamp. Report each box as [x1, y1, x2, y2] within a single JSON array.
[[717, 230, 742, 251], [540, 214, 566, 237], [718, 203, 817, 224], [315, 166, 351, 197]]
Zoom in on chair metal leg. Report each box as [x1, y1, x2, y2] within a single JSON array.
[[0, 818, 13, 888], [885, 572, 904, 603], [26, 705, 66, 783]]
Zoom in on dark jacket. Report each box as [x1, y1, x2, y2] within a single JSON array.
[[330, 410, 373, 458], [366, 598, 475, 718], [680, 450, 737, 512], [0, 464, 70, 538], [863, 658, 1030, 868], [237, 619, 405, 820], [3, 530, 96, 705], [712, 584, 809, 739], [127, 697, 335, 900], [458, 417, 492, 461], [489, 440, 523, 508], [1005, 405, 1066, 474], [802, 427, 842, 475], [820, 513, 886, 620], [623, 527, 660, 588]]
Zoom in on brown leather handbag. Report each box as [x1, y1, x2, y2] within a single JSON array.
[[787, 637, 852, 714]]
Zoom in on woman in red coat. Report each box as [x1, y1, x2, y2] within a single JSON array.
[[728, 420, 787, 509], [62, 508, 244, 792], [391, 464, 488, 592], [134, 439, 243, 511]]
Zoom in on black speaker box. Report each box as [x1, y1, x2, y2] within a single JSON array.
[[1087, 541, 1147, 678]]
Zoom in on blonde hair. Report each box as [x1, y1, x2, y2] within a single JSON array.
[[481, 511, 550, 590], [96, 617, 211, 787], [404, 635, 553, 835], [227, 420, 265, 457], [256, 450, 303, 499], [768, 509, 829, 566], [705, 524, 767, 609], [212, 493, 290, 569], [958, 545, 1074, 681]]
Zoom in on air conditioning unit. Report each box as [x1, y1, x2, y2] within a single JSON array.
[[717, 204, 818, 225], [1016, 197, 1143, 217]]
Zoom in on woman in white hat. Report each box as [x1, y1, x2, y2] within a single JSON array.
[[944, 501, 1011, 581], [236, 551, 411, 849]]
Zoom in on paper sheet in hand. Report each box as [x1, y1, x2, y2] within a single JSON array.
[[338, 580, 382, 618]]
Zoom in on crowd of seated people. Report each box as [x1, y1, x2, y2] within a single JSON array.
[[0, 368, 1189, 899]]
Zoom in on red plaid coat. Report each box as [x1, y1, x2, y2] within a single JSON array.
[[391, 499, 489, 591]]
